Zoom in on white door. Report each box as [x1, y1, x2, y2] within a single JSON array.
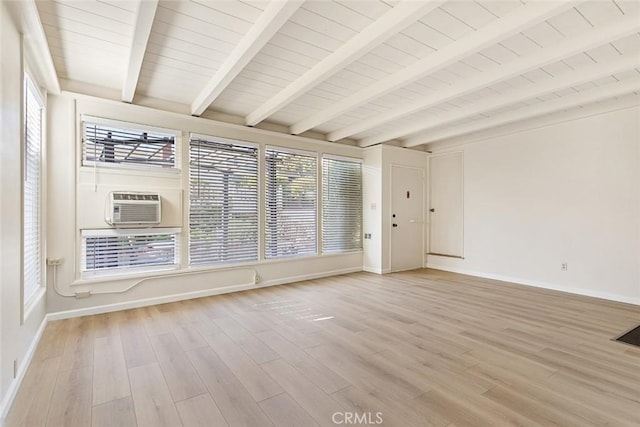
[[390, 165, 424, 272], [429, 152, 463, 257]]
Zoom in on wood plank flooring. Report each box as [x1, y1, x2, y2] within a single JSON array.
[[4, 269, 640, 426]]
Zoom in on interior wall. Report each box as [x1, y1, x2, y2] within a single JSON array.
[[0, 3, 47, 416], [428, 105, 640, 304], [363, 145, 429, 273], [47, 94, 363, 315]]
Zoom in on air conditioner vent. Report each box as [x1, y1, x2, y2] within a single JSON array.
[[107, 192, 161, 226]]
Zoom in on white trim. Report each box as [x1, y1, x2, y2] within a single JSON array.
[[48, 266, 362, 321], [0, 314, 48, 420], [81, 227, 181, 237], [427, 263, 640, 306]]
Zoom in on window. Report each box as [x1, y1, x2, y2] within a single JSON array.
[[322, 157, 362, 253], [189, 137, 258, 266], [81, 229, 179, 276], [265, 147, 317, 258], [82, 120, 176, 169], [23, 74, 43, 304]]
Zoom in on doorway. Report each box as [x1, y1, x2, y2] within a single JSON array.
[[428, 152, 463, 258], [390, 165, 424, 272]]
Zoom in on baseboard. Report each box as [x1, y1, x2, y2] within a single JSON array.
[[0, 315, 48, 420], [48, 266, 363, 321], [363, 266, 382, 274], [427, 263, 640, 306]]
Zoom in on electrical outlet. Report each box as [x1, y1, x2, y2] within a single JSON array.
[[47, 257, 63, 266], [561, 262, 568, 271], [254, 275, 262, 284]]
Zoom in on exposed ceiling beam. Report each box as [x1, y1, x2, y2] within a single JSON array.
[[290, 0, 577, 136], [244, 0, 445, 127], [410, 78, 640, 147], [190, 0, 303, 117], [6, 0, 60, 93], [357, 56, 640, 148], [122, 0, 158, 103], [328, 14, 640, 143]]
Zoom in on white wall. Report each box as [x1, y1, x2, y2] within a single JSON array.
[[428, 106, 640, 304], [363, 145, 429, 273], [0, 2, 48, 417], [47, 94, 364, 315]]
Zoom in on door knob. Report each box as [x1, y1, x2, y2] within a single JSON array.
[[392, 223, 398, 227], [430, 208, 435, 212]]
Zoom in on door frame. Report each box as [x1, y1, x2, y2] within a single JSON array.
[[389, 164, 426, 272], [427, 151, 464, 258]]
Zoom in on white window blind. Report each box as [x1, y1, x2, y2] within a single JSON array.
[[82, 229, 178, 275], [265, 147, 317, 258], [189, 137, 258, 266], [322, 157, 362, 253], [23, 74, 43, 304], [82, 122, 176, 168]]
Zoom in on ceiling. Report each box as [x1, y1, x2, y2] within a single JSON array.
[[33, 0, 640, 148]]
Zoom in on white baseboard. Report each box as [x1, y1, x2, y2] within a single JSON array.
[[0, 315, 48, 420], [427, 263, 640, 306], [48, 266, 363, 321]]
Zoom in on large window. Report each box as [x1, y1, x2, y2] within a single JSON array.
[[23, 74, 44, 304], [82, 120, 176, 169], [189, 137, 259, 266], [81, 229, 179, 276], [322, 157, 362, 253], [265, 147, 317, 258]]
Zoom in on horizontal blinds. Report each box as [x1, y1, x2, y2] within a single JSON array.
[[189, 138, 258, 266], [322, 158, 362, 253], [83, 122, 175, 168], [82, 232, 177, 273], [265, 148, 317, 258], [23, 75, 43, 304]]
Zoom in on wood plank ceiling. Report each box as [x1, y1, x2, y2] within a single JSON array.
[[35, 0, 640, 149]]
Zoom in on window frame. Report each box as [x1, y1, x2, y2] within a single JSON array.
[[80, 228, 181, 279], [264, 145, 319, 260], [80, 115, 181, 173], [188, 134, 260, 267], [321, 154, 363, 254], [22, 72, 45, 312]]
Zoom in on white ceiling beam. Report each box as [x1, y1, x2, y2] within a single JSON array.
[[190, 0, 303, 117], [290, 0, 577, 136], [357, 56, 640, 148], [6, 0, 60, 93], [409, 78, 640, 147], [329, 14, 640, 142], [245, 0, 445, 128], [122, 0, 158, 103]]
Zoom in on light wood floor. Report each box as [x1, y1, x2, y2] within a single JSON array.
[[4, 269, 640, 427]]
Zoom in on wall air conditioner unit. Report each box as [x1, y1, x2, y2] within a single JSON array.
[[106, 192, 161, 227]]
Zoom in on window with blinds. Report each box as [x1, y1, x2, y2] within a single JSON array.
[[265, 147, 317, 258], [82, 121, 176, 168], [82, 229, 178, 275], [23, 74, 43, 305], [189, 137, 258, 266], [322, 157, 363, 253]]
